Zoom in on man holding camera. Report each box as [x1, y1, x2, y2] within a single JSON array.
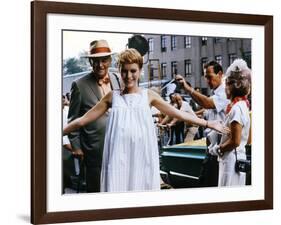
[[175, 61, 229, 187]]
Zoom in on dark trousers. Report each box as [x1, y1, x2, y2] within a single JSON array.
[[62, 148, 75, 193], [63, 158, 75, 193], [85, 165, 101, 192], [168, 127, 175, 145], [83, 148, 103, 193], [199, 154, 219, 187], [174, 122, 185, 144]]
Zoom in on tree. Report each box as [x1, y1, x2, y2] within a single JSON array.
[[63, 51, 91, 76], [63, 57, 83, 75]]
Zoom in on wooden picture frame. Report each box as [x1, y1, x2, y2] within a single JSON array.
[[31, 1, 273, 224]]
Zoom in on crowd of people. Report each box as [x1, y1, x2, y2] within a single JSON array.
[[62, 38, 252, 193]]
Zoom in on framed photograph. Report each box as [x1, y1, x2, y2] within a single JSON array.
[[31, 1, 273, 224]]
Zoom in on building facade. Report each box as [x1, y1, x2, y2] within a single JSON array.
[[143, 35, 251, 95]]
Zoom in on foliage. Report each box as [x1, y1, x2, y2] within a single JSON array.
[[63, 51, 90, 75]]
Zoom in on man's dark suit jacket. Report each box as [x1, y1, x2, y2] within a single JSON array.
[[67, 72, 121, 167]]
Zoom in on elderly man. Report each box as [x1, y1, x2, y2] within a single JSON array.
[[175, 61, 229, 187], [67, 40, 121, 192]]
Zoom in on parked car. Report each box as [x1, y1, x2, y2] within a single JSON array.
[[160, 138, 251, 188]]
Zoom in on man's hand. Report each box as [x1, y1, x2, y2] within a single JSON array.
[[72, 148, 84, 160]]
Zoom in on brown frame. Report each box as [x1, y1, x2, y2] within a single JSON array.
[[31, 1, 273, 224]]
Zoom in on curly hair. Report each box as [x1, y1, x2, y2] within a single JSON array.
[[118, 48, 143, 70]]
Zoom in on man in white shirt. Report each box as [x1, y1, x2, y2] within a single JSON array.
[[175, 61, 229, 187]]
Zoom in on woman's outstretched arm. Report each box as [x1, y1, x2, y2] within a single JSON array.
[[64, 92, 112, 135], [148, 90, 230, 134]]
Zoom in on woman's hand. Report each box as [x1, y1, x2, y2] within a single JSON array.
[[208, 120, 231, 135]]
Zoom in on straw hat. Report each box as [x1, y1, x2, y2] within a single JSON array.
[[83, 39, 113, 58]]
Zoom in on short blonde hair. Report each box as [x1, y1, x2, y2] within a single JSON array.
[[118, 48, 143, 70]]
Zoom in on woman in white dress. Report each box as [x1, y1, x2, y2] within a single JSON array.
[[64, 49, 230, 192], [208, 59, 251, 186]]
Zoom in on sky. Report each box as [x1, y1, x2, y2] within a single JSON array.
[[63, 30, 132, 59]]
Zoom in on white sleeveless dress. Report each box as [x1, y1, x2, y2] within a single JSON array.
[[100, 89, 160, 192]]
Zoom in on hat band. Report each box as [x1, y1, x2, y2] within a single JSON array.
[[90, 47, 111, 55]]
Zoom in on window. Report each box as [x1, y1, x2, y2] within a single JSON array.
[[243, 51, 252, 68], [185, 59, 192, 76], [161, 63, 167, 78], [215, 55, 223, 67], [171, 61, 178, 77], [201, 57, 208, 76], [161, 35, 167, 52], [214, 37, 221, 43], [229, 53, 237, 65], [171, 36, 177, 50], [148, 38, 154, 53], [148, 66, 154, 80], [201, 37, 208, 46], [184, 36, 191, 48]]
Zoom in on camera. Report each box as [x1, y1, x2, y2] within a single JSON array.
[[235, 159, 251, 173]]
